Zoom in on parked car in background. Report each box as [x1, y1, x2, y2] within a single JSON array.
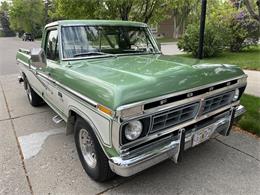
[[16, 20, 247, 182], [22, 33, 34, 41]]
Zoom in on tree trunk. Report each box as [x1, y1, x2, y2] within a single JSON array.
[[173, 16, 176, 38], [244, 0, 260, 23]]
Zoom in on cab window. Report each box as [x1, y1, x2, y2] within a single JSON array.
[[45, 29, 59, 61]]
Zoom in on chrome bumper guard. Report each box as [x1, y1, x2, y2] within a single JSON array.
[[109, 105, 246, 177], [234, 105, 246, 119]]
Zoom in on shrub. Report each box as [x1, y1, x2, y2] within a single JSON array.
[[178, 3, 259, 57], [177, 22, 225, 58], [229, 10, 259, 52]]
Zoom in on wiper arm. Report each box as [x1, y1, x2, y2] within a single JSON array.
[[73, 51, 116, 57]]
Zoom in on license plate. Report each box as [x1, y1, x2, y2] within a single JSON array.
[[192, 126, 215, 147]]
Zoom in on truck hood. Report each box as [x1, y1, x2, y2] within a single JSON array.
[[61, 55, 245, 110]]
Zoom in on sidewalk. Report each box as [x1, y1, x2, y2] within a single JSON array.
[[161, 42, 183, 55], [244, 70, 260, 97]]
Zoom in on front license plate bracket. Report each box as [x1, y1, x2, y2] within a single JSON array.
[[192, 125, 215, 147]]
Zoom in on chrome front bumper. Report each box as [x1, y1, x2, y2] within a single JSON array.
[[234, 105, 246, 120], [109, 105, 246, 177]]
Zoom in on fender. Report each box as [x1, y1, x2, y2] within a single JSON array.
[[66, 106, 113, 158]]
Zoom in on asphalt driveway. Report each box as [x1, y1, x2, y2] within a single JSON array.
[[0, 37, 259, 195]]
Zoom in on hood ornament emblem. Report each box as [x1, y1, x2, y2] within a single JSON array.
[[160, 99, 167, 105], [187, 92, 193, 98]]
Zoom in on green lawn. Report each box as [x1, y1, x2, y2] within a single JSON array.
[[236, 94, 260, 136], [175, 46, 260, 71]]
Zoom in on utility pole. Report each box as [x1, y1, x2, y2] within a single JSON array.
[[44, 0, 49, 25], [198, 0, 207, 59]]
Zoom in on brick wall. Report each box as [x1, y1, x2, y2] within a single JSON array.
[[157, 16, 174, 38]]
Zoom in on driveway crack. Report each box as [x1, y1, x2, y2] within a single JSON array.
[[0, 110, 49, 122], [214, 137, 260, 162], [96, 177, 135, 195], [0, 81, 34, 195]]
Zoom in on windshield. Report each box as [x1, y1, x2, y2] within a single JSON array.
[[61, 25, 158, 58]]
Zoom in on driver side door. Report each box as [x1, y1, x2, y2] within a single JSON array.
[[39, 28, 66, 117]]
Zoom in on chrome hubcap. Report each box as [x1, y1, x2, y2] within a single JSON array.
[[79, 128, 97, 168], [27, 85, 32, 102]]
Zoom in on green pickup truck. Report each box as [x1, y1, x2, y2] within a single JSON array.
[[16, 20, 247, 181]]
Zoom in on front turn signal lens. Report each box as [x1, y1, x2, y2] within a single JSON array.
[[97, 105, 113, 116], [238, 77, 247, 84]]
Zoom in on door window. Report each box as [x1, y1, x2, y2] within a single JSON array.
[[45, 29, 59, 61]]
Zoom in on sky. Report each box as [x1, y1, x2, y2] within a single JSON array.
[[0, 0, 12, 4]]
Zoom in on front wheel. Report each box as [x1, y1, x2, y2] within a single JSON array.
[[74, 117, 114, 182]]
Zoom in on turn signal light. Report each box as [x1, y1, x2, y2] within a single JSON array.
[[97, 105, 113, 116]]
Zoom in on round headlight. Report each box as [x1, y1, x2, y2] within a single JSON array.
[[124, 120, 143, 141], [233, 88, 240, 101]]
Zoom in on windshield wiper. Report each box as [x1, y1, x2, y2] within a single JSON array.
[[73, 51, 116, 57]]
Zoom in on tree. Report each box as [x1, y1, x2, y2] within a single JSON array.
[[101, 0, 134, 21], [50, 0, 102, 20], [0, 1, 14, 36], [178, 22, 225, 57], [129, 0, 173, 24], [243, 0, 260, 23], [169, 0, 200, 39], [9, 0, 44, 36], [50, 0, 174, 24], [0, 1, 9, 12], [178, 1, 259, 55]]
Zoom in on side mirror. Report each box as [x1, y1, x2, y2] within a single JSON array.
[[30, 48, 47, 69]]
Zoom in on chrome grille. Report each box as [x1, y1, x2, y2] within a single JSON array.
[[202, 91, 234, 114], [150, 103, 199, 133]]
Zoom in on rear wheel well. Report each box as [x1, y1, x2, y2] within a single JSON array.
[[22, 72, 28, 90], [66, 110, 77, 135]]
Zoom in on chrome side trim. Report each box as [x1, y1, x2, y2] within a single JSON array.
[[36, 71, 98, 107], [17, 51, 112, 119]]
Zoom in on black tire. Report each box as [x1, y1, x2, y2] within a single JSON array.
[[24, 77, 43, 107], [74, 117, 114, 182]]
